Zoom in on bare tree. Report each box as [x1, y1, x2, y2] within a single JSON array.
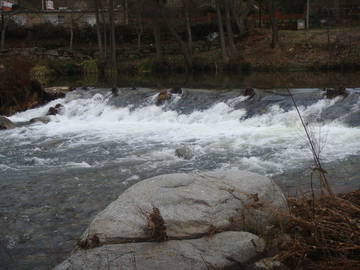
[[108, 0, 117, 71], [225, 0, 236, 55], [100, 2, 108, 59], [128, 0, 145, 49], [152, 19, 162, 60], [182, 0, 193, 53], [231, 0, 255, 37], [267, 0, 279, 48], [63, 1, 88, 51], [94, 0, 104, 59], [0, 11, 11, 50], [215, 0, 229, 63], [158, 1, 193, 72], [0, 7, 22, 50]]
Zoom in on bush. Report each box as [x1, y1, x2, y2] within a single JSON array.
[[0, 57, 33, 115], [81, 59, 98, 74], [31, 65, 55, 85]]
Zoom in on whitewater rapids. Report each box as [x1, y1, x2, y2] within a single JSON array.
[[1, 87, 359, 184]]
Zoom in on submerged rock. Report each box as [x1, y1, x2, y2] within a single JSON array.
[[29, 116, 51, 124], [344, 111, 360, 127], [0, 116, 16, 129], [175, 146, 194, 160], [156, 90, 172, 106], [244, 88, 255, 97], [170, 87, 183, 95], [111, 87, 119, 96], [325, 87, 347, 99], [46, 104, 64, 116]]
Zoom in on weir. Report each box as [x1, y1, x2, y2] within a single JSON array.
[[0, 87, 359, 268]]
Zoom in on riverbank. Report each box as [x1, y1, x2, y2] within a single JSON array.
[[1, 27, 360, 80]]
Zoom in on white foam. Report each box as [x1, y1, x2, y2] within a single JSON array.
[[24, 157, 54, 166], [0, 164, 16, 171], [3, 91, 360, 175], [66, 162, 91, 168], [123, 175, 140, 185]]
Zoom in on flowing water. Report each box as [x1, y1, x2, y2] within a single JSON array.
[[1, 86, 360, 269]]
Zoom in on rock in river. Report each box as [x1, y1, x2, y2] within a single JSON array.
[[47, 104, 64, 116], [0, 116, 16, 129], [156, 90, 172, 106], [55, 169, 287, 270], [29, 116, 51, 124], [175, 146, 194, 160]]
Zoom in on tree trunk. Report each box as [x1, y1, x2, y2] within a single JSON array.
[[100, 1, 108, 58], [167, 21, 192, 72], [137, 30, 143, 50], [268, 0, 279, 49], [183, 0, 193, 53], [69, 20, 74, 50], [231, 0, 252, 37], [94, 0, 103, 59], [153, 20, 162, 60], [109, 0, 117, 71], [135, 1, 144, 49], [0, 27, 5, 50], [216, 0, 229, 63], [225, 0, 236, 55], [1, 14, 9, 50], [159, 3, 192, 72], [334, 0, 340, 24]]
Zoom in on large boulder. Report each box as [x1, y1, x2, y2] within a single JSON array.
[[81, 169, 286, 244], [0, 116, 16, 129], [55, 170, 286, 270], [55, 231, 265, 270]]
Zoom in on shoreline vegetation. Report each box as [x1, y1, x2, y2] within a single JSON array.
[[273, 189, 360, 270], [1, 27, 360, 79], [1, 27, 360, 116]]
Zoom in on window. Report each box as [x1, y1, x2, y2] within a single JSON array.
[[58, 15, 65, 24]]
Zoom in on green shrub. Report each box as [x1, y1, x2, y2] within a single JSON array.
[[81, 59, 98, 74], [31, 65, 53, 77]]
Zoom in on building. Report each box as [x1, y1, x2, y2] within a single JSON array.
[[8, 0, 217, 28], [311, 0, 360, 25], [8, 0, 126, 27], [0, 0, 18, 11]]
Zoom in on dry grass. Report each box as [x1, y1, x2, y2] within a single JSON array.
[[235, 27, 360, 70], [275, 190, 360, 270], [146, 207, 168, 242]]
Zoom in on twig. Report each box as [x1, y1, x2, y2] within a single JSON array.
[[287, 88, 334, 197]]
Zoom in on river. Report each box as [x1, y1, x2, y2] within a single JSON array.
[[1, 72, 360, 269]]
